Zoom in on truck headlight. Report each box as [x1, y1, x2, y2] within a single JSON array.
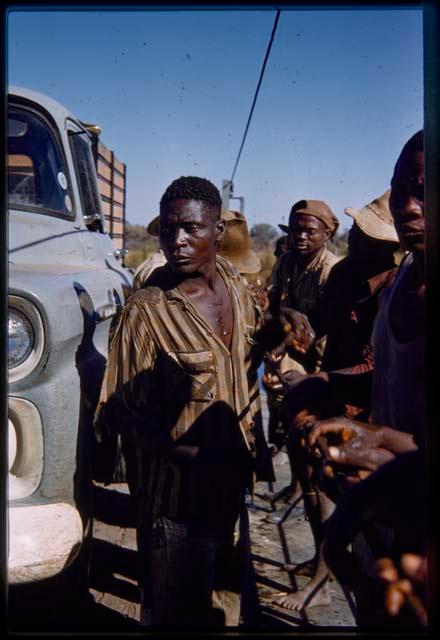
[[8, 308, 34, 368], [8, 296, 45, 383]]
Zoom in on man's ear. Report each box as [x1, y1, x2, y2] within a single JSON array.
[[216, 218, 226, 243]]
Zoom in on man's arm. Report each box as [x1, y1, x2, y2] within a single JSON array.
[[94, 301, 172, 454]]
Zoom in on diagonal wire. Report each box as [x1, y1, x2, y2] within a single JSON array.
[[231, 9, 281, 183]]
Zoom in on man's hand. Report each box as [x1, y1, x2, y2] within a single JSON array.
[[280, 307, 315, 355], [377, 554, 427, 625], [280, 369, 307, 389], [307, 417, 395, 474], [261, 369, 284, 393]]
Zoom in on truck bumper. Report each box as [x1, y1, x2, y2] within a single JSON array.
[[8, 502, 83, 584]]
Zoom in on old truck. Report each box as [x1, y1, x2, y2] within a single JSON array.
[[7, 86, 132, 590]]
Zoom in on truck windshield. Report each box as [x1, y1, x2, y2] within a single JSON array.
[[70, 132, 103, 231], [8, 106, 73, 217]]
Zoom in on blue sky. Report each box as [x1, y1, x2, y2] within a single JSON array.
[[7, 7, 423, 232]]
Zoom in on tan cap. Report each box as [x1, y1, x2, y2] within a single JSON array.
[[344, 190, 399, 243], [279, 199, 339, 237]]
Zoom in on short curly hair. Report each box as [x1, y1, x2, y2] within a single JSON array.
[[160, 176, 222, 216]]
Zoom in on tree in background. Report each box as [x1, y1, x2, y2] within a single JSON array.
[[249, 223, 280, 284], [250, 223, 279, 253], [124, 221, 159, 269]]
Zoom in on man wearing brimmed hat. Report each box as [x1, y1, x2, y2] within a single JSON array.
[[273, 190, 402, 613], [319, 188, 403, 373]]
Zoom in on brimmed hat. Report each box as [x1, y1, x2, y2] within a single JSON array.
[[147, 216, 160, 236], [279, 199, 339, 237], [344, 190, 399, 243], [218, 210, 261, 275]]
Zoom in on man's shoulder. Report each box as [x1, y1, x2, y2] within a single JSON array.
[[326, 256, 349, 279], [132, 286, 164, 306], [132, 251, 167, 290], [216, 255, 240, 279], [130, 265, 174, 307], [216, 256, 248, 292]]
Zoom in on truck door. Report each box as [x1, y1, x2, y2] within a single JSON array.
[[67, 122, 131, 352]]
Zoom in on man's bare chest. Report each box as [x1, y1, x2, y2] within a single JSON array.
[[184, 280, 234, 348]]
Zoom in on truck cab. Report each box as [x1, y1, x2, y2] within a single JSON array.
[[7, 86, 132, 585]]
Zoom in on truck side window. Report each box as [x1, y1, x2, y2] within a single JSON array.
[[70, 133, 103, 232], [8, 107, 72, 217]]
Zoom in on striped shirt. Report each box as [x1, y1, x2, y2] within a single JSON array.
[[132, 250, 167, 292], [95, 256, 270, 535]]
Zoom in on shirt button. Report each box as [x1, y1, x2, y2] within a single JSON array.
[[206, 392, 213, 400]]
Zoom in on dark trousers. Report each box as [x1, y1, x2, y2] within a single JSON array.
[[140, 508, 250, 628]]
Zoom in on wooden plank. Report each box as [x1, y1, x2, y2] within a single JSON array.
[[113, 157, 125, 176], [113, 172, 125, 191], [101, 200, 112, 216], [103, 216, 111, 234], [111, 203, 124, 219], [112, 220, 124, 236], [97, 158, 112, 182], [98, 141, 112, 164], [98, 177, 111, 200], [113, 188, 125, 205]]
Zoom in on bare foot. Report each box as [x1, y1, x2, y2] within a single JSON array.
[[274, 580, 331, 611], [283, 559, 315, 577]]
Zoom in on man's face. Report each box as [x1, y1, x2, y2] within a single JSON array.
[[159, 198, 224, 274], [289, 214, 331, 257], [389, 149, 425, 255]]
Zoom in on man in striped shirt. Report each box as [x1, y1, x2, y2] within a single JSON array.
[[95, 176, 273, 628]]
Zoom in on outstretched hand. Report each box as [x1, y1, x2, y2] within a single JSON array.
[[280, 307, 316, 355], [307, 417, 396, 476]]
